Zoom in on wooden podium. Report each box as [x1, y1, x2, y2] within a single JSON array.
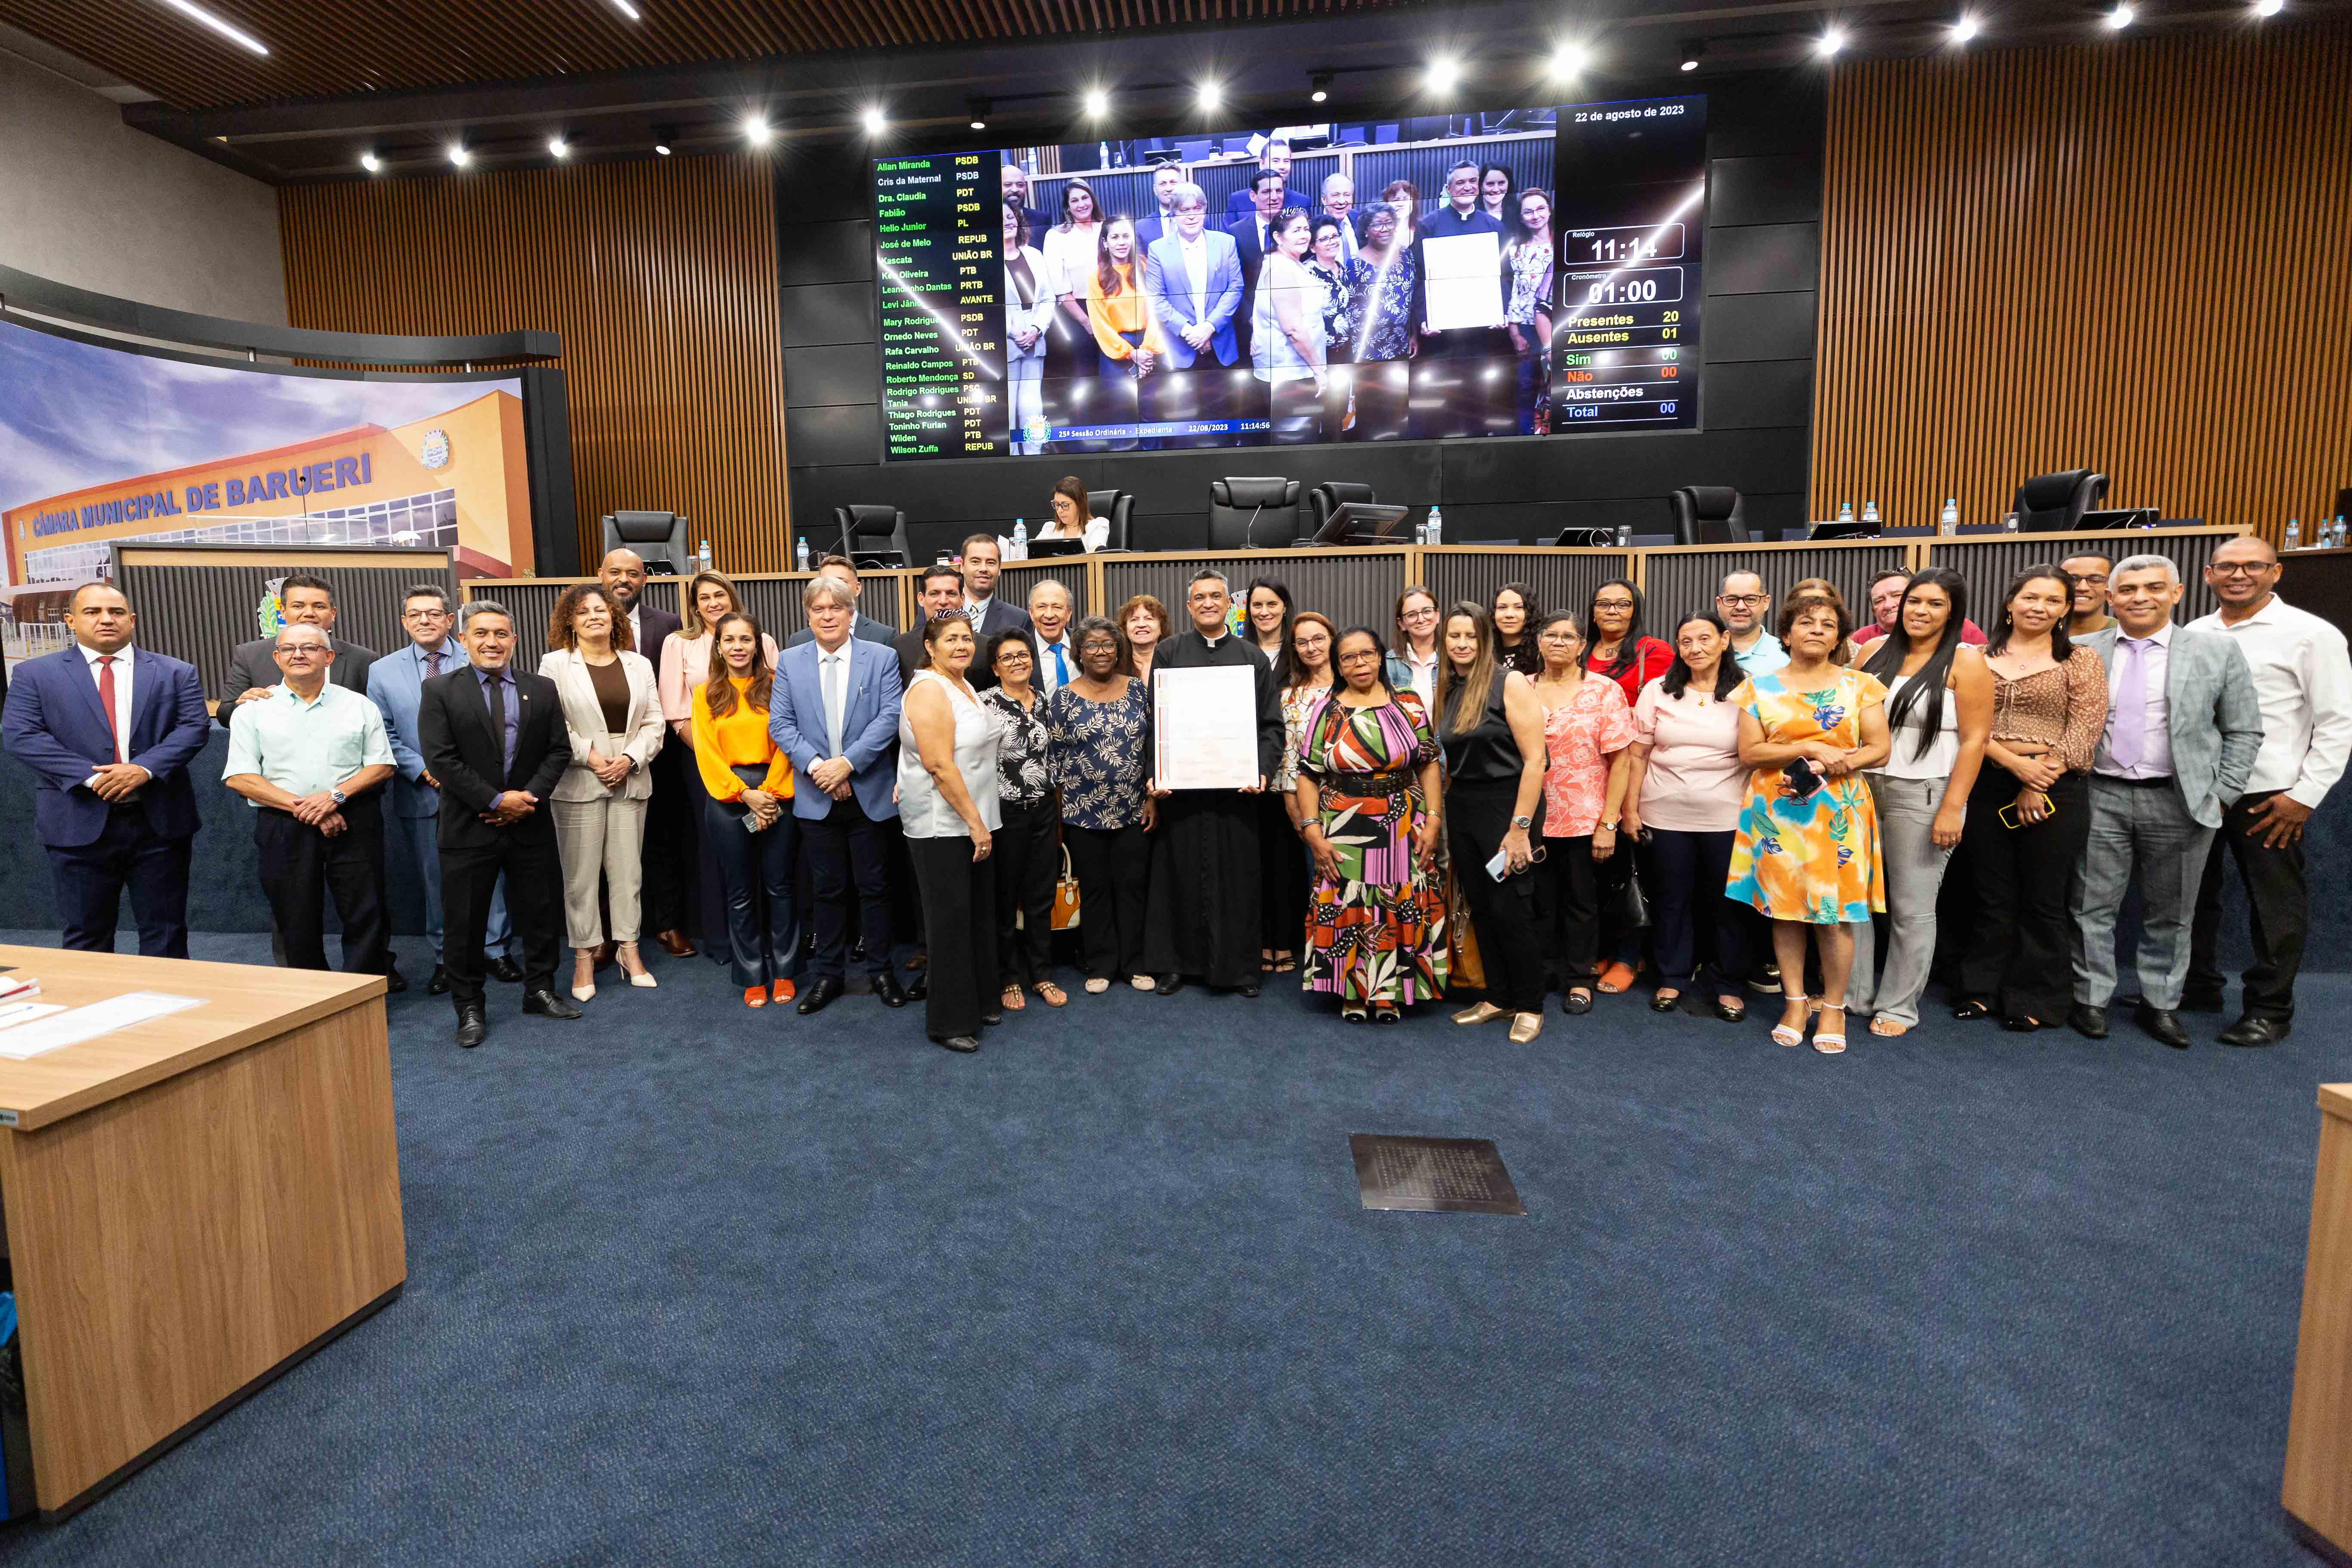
[[0, 946, 404, 1520], [2287, 1084, 2352, 1564]]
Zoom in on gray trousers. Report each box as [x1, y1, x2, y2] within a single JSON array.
[[1850, 775, 1956, 1027], [2070, 775, 2216, 1011]]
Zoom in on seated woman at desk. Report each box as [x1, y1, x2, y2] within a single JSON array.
[[1038, 475, 1094, 548]]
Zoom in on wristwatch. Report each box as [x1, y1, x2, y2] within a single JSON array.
[[329, 789, 348, 807], [1510, 813, 1533, 829]]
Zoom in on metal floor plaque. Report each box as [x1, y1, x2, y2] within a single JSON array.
[[1349, 1135, 1526, 1215]]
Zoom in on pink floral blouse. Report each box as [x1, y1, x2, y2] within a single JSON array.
[[1540, 676, 1637, 837]]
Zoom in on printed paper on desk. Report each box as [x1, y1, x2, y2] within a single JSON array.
[[1420, 233, 1505, 331], [0, 991, 207, 1059]]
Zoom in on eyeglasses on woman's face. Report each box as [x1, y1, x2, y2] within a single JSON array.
[[1337, 648, 1381, 665]]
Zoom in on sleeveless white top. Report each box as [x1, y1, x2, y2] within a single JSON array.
[[1877, 672, 1961, 781], [896, 669, 1003, 839]]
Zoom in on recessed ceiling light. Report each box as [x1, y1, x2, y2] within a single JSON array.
[[360, 152, 381, 173], [1427, 56, 1461, 92], [742, 114, 771, 146], [154, 0, 269, 55], [1952, 13, 1981, 41], [605, 0, 641, 18], [548, 136, 569, 158], [1085, 87, 1110, 118], [653, 128, 673, 155], [1678, 38, 1705, 71], [1817, 28, 1848, 56], [1309, 71, 1332, 104], [1197, 81, 1222, 113], [862, 106, 888, 136], [2105, 3, 2135, 27], [1550, 43, 1589, 79], [448, 144, 471, 167]]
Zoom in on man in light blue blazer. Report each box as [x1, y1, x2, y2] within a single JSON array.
[[770, 575, 907, 1015], [367, 582, 515, 995], [2068, 554, 2263, 1048], [1143, 181, 1244, 445]]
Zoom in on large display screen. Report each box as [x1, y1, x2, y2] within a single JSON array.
[[872, 95, 1705, 461], [0, 316, 532, 669]]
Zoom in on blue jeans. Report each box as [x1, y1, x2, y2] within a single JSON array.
[[703, 787, 802, 990]]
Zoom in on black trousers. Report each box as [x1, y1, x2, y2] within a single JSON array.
[[1258, 793, 1308, 959], [2189, 789, 2308, 1021], [47, 807, 191, 959], [1649, 827, 1746, 993], [640, 747, 693, 937], [1064, 822, 1149, 979], [254, 798, 390, 976], [442, 823, 563, 1009], [909, 836, 999, 1041], [994, 797, 1059, 987], [702, 790, 802, 990], [804, 798, 895, 981], [1448, 785, 1547, 1014], [1536, 830, 1600, 988], [1959, 768, 2090, 1021]]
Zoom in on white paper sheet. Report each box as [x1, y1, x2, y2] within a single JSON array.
[[1420, 232, 1505, 331], [1153, 665, 1262, 790], [0, 991, 207, 1060]]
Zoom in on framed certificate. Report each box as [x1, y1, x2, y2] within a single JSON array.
[[1419, 232, 1505, 331], [1152, 665, 1261, 790]]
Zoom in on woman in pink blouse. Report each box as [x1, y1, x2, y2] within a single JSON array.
[[658, 570, 780, 965], [1529, 610, 1636, 1013], [1619, 612, 1752, 1022]]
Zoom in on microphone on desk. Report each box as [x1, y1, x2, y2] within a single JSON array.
[[1245, 501, 1264, 548]]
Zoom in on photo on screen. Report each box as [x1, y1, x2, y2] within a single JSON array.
[[871, 97, 1705, 462], [0, 316, 532, 669]]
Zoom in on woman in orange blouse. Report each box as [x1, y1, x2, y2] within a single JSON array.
[[1088, 215, 1167, 450], [1956, 566, 2110, 1031], [691, 611, 799, 1008]]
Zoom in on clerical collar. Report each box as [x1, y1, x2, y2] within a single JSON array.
[[1198, 629, 1226, 648]]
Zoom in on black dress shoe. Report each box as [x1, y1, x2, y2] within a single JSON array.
[[489, 954, 524, 984], [1650, 993, 1679, 1013], [427, 963, 450, 996], [937, 1035, 979, 1053], [523, 988, 584, 1020], [873, 973, 910, 1009], [2179, 990, 2225, 1014], [2135, 1002, 2191, 1049], [1155, 974, 1184, 996], [2067, 1003, 2109, 1040], [904, 975, 929, 1002], [455, 1006, 488, 1049], [797, 975, 845, 1015], [2000, 1014, 2043, 1033], [384, 965, 409, 994], [2220, 1014, 2291, 1048], [1237, 982, 1260, 999]]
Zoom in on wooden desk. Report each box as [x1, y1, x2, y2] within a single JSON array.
[[2287, 1084, 2352, 1565], [0, 947, 404, 1521]]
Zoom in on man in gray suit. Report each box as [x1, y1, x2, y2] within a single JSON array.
[[2067, 554, 2263, 1048]]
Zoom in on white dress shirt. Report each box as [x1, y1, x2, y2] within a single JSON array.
[[2096, 622, 2175, 781], [1179, 230, 1210, 322], [78, 642, 135, 769], [816, 641, 853, 757], [1034, 633, 1076, 694], [2189, 593, 2352, 808]]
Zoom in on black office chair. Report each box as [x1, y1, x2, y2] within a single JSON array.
[[1306, 482, 1377, 539], [600, 511, 689, 574], [1208, 478, 1300, 549], [1088, 488, 1135, 552], [833, 504, 910, 564], [1666, 486, 1747, 545], [2013, 469, 2110, 533]]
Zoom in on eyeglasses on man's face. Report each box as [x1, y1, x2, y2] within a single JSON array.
[[2209, 561, 2276, 578], [275, 643, 327, 656], [1717, 593, 1767, 608]]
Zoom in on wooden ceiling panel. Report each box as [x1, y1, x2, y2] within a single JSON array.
[[0, 0, 1406, 111]]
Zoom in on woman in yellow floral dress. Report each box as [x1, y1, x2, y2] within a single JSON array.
[[1728, 593, 1892, 1055]]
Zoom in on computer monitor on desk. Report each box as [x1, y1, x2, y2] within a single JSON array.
[[1311, 503, 1411, 546]]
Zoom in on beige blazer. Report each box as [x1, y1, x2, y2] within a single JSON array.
[[539, 648, 665, 802]]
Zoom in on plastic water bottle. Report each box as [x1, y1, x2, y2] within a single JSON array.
[[1938, 497, 1959, 536], [1011, 518, 1028, 560], [1426, 504, 1444, 545], [793, 536, 808, 572], [1615, 525, 1632, 547], [1099, 141, 1111, 170], [2287, 518, 2303, 551], [1862, 500, 1882, 526], [2337, 515, 2349, 548], [1838, 500, 1855, 524], [2003, 511, 2020, 533], [699, 538, 714, 572]]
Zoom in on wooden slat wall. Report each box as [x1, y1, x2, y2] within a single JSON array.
[[279, 158, 791, 572], [1812, 25, 2352, 544]]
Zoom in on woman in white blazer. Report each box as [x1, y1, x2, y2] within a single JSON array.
[[1003, 198, 1055, 454], [541, 584, 667, 1000]]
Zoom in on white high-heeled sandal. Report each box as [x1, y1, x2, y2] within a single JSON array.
[[1770, 995, 1810, 1048]]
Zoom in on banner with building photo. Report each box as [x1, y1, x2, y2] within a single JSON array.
[[0, 317, 531, 668]]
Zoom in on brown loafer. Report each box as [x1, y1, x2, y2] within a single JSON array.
[[655, 929, 695, 958]]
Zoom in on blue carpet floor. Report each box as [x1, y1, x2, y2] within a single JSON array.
[[0, 929, 2342, 1566]]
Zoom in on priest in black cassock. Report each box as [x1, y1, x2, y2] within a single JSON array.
[[1140, 570, 1287, 996]]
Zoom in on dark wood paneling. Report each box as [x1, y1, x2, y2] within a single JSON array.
[[1814, 25, 2352, 544], [280, 157, 794, 572]]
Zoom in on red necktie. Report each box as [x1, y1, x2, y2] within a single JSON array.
[[96, 655, 123, 763]]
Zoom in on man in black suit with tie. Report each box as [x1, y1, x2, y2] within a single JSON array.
[[959, 534, 1032, 639], [418, 597, 575, 1048], [1133, 161, 1189, 254], [897, 565, 969, 685], [217, 572, 377, 723], [1225, 170, 1288, 364], [598, 547, 695, 957], [1222, 140, 1294, 220]]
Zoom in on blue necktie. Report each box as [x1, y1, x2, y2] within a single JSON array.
[[1051, 643, 1069, 687]]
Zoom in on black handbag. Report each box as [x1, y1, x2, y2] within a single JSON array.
[[1603, 847, 1651, 931]]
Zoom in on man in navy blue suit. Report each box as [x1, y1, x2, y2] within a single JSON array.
[[1222, 140, 1294, 220], [2, 582, 212, 956]]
